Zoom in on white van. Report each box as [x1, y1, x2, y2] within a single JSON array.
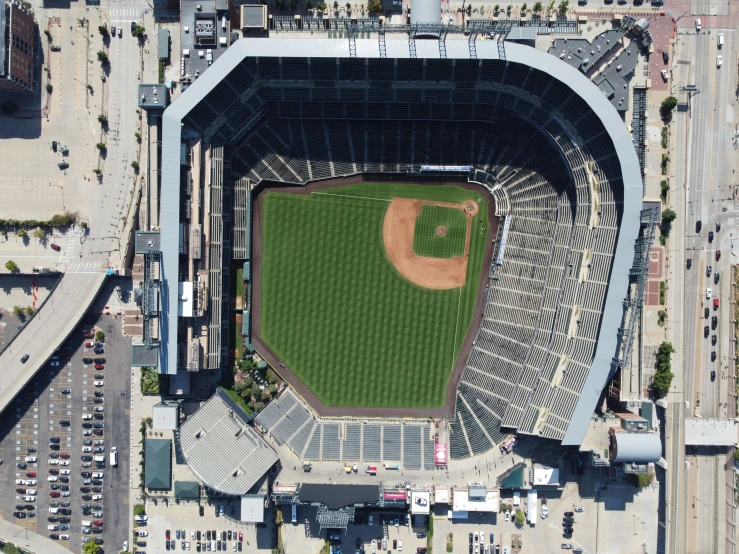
[[718, 33, 724, 47], [695, 18, 701, 31], [110, 447, 118, 467], [48, 507, 59, 514], [81, 520, 92, 527], [93, 455, 105, 463]]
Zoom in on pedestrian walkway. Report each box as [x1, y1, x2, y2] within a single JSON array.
[[0, 518, 72, 554]]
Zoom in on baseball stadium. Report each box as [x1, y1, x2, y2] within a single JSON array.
[[158, 15, 642, 460]]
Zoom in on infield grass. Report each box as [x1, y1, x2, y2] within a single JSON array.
[[413, 205, 467, 259], [259, 182, 489, 409]]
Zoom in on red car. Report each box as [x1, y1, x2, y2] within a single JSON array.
[[16, 488, 26, 494], [50, 243, 61, 251], [59, 453, 70, 459], [84, 341, 94, 347], [49, 491, 60, 498], [25, 472, 36, 477], [93, 521, 103, 527], [716, 249, 721, 260], [166, 530, 171, 540], [95, 364, 105, 370], [714, 298, 720, 309], [239, 532, 243, 542]]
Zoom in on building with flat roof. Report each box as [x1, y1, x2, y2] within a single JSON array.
[[0, 1, 37, 94], [451, 484, 500, 515], [179, 388, 277, 495]]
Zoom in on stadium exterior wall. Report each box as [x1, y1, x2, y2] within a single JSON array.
[[159, 38, 643, 447]]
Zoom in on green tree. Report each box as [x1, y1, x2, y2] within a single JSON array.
[[97, 114, 108, 125], [134, 25, 145, 38], [333, 0, 339, 8], [493, 3, 500, 12], [46, 84, 53, 94], [661, 208, 677, 226], [5, 260, 18, 272], [547, 0, 555, 11], [96, 142, 106, 152], [134, 504, 146, 516], [532, 1, 542, 12], [316, 1, 327, 10], [345, 1, 351, 9], [96, 330, 105, 342], [514, 509, 525, 526], [98, 25, 109, 37], [521, 3, 528, 12], [33, 228, 46, 239], [12, 305, 22, 316], [661, 96, 678, 113], [651, 341, 674, 398], [96, 50, 109, 64], [306, 0, 313, 9], [44, 29, 53, 42], [367, 0, 382, 15], [82, 540, 100, 554], [17, 229, 27, 238], [557, 0, 568, 14], [131, 161, 140, 171], [628, 472, 654, 488], [25, 306, 35, 316]]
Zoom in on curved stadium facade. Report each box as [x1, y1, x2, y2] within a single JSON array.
[[160, 38, 642, 459]]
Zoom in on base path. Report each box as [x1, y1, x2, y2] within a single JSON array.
[[383, 198, 477, 290]]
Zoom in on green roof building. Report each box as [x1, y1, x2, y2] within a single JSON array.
[[145, 439, 172, 491], [175, 481, 201, 500]]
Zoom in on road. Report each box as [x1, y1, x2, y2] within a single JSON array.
[[666, 25, 737, 554], [0, 2, 149, 416]]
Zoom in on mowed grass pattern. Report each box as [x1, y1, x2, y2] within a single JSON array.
[[412, 205, 467, 259], [259, 183, 489, 409]]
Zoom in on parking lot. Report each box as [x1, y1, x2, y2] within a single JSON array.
[[0, 312, 131, 552], [141, 497, 274, 553]]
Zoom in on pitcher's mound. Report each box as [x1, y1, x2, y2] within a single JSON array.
[[436, 226, 447, 237]]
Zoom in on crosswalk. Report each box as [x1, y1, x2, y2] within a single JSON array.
[[64, 260, 105, 273], [110, 8, 139, 22]]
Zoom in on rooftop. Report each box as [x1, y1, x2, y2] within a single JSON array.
[[685, 418, 738, 446], [179, 388, 277, 495], [145, 439, 172, 490], [299, 484, 379, 510], [451, 486, 500, 513]]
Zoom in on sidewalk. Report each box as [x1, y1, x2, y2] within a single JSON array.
[[0, 518, 72, 554]]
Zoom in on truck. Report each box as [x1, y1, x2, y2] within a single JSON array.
[[32, 267, 56, 274], [110, 447, 118, 467], [366, 465, 377, 475], [384, 463, 399, 470]]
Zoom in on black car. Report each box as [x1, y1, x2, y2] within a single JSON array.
[[92, 487, 103, 493], [81, 472, 91, 478], [166, 540, 171, 551], [27, 447, 37, 453], [49, 534, 60, 540], [130, 20, 136, 33], [61, 502, 70, 507], [83, 358, 93, 364], [197, 531, 202, 541], [711, 351, 716, 361], [92, 528, 102, 534], [60, 485, 69, 491], [59, 508, 71, 515], [687, 258, 692, 269], [59, 477, 69, 483], [716, 221, 721, 232], [50, 484, 60, 490], [662, 50, 669, 63], [49, 452, 59, 459], [82, 423, 93, 429], [50, 437, 60, 443], [94, 391, 104, 397], [50, 444, 60, 450], [705, 307, 710, 319], [59, 517, 71, 523], [52, 140, 58, 152], [94, 399, 104, 404], [712, 316, 718, 330], [228, 531, 232, 540], [94, 348, 104, 354], [94, 430, 104, 435], [94, 374, 104, 379], [708, 231, 714, 242], [20, 354, 29, 363], [94, 358, 106, 364], [696, 220, 702, 233], [207, 531, 211, 541], [80, 487, 91, 493], [92, 479, 103, 486], [17, 463, 27, 469], [15, 505, 26, 511], [81, 504, 92, 510], [27, 512, 36, 518], [711, 370, 716, 381], [60, 389, 71, 394], [564, 512, 574, 517], [92, 505, 103, 510], [60, 420, 70, 426], [81, 456, 93, 462], [563, 533, 572, 539], [94, 414, 104, 420], [469, 533, 473, 543], [712, 335, 717, 345], [705, 326, 710, 337], [14, 512, 26, 518], [93, 423, 104, 429], [82, 495, 92, 501]]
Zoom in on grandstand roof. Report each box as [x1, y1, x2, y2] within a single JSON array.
[[160, 37, 642, 449], [179, 388, 278, 495]]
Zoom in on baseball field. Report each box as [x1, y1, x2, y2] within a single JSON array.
[[257, 182, 490, 409]]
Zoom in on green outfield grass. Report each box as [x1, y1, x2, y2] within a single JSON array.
[[413, 205, 468, 259], [258, 182, 489, 409]]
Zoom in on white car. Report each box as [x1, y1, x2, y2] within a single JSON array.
[[48, 460, 59, 466], [92, 495, 103, 501], [504, 511, 510, 521], [123, 541, 128, 551], [661, 69, 668, 82], [61, 491, 70, 497], [92, 472, 104, 478], [59, 460, 70, 466], [398, 538, 403, 551], [695, 18, 701, 31], [83, 430, 92, 436], [59, 534, 69, 540], [94, 381, 104, 387], [82, 447, 92, 453], [59, 469, 70, 475], [137, 531, 148, 537], [707, 288, 712, 298], [371, 539, 376, 552], [15, 479, 25, 485], [82, 414, 92, 421], [574, 506, 584, 513], [23, 496, 36, 502], [25, 457, 37, 463], [47, 476, 58, 482], [26, 489, 37, 495], [717, 55, 722, 68], [232, 542, 236, 551], [134, 514, 147, 521], [48, 524, 59, 531]]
